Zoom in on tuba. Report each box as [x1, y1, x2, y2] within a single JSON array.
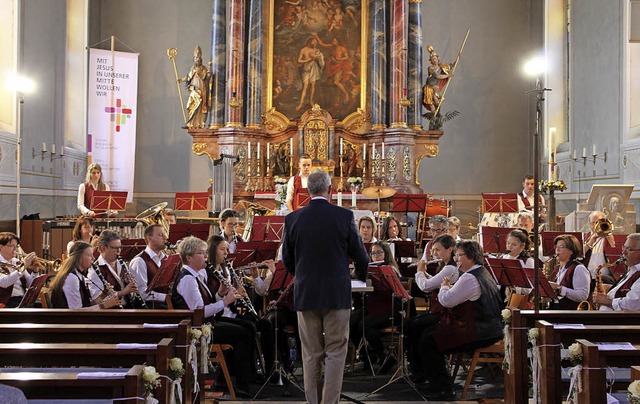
[[235, 200, 276, 241], [136, 202, 170, 237]]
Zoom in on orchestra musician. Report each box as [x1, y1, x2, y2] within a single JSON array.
[[380, 216, 406, 242], [0, 232, 39, 308], [517, 174, 546, 221], [584, 210, 616, 285], [417, 240, 502, 400], [205, 234, 273, 379], [129, 224, 169, 308], [516, 211, 534, 233], [594, 233, 640, 311], [67, 216, 96, 254], [447, 216, 462, 241], [420, 215, 449, 261], [87, 230, 139, 308], [358, 215, 377, 244], [163, 208, 177, 225], [502, 229, 534, 306], [219, 208, 243, 253], [77, 163, 116, 217], [285, 154, 312, 212], [170, 236, 255, 397], [50, 241, 121, 309], [407, 234, 459, 384], [349, 241, 401, 372], [548, 234, 591, 309]]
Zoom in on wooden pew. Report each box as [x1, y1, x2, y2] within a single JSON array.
[[505, 309, 640, 404], [0, 337, 174, 402], [536, 320, 640, 403], [0, 308, 203, 326], [0, 320, 193, 403], [577, 339, 640, 403], [0, 365, 144, 402]]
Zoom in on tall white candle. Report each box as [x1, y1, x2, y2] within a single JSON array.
[[60, 147, 64, 157], [257, 142, 261, 159], [372, 142, 375, 160], [267, 143, 270, 160], [572, 149, 577, 160], [51, 144, 56, 155], [337, 192, 342, 206], [582, 147, 587, 158], [248, 141, 251, 159], [381, 142, 385, 159], [42, 143, 47, 153], [593, 144, 597, 156], [548, 127, 556, 181], [340, 138, 344, 154], [351, 189, 357, 207], [290, 138, 293, 154], [363, 143, 367, 161]]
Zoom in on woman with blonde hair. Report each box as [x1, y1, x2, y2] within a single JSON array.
[[77, 163, 110, 217]]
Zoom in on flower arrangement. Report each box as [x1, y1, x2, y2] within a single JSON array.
[[567, 342, 583, 365], [201, 323, 212, 341], [274, 176, 288, 209], [501, 308, 511, 324], [629, 380, 640, 404], [347, 177, 363, 185], [190, 328, 202, 341], [274, 176, 288, 185], [528, 328, 539, 343], [502, 309, 512, 372], [539, 180, 567, 193], [168, 357, 185, 381], [142, 365, 161, 400]]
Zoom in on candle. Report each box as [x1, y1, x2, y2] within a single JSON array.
[[267, 143, 270, 160], [290, 138, 293, 155], [572, 149, 577, 160], [372, 142, 375, 160], [593, 144, 597, 156], [582, 147, 587, 158], [381, 142, 385, 159], [248, 141, 251, 159], [403, 88, 407, 97], [337, 192, 342, 206], [60, 147, 64, 157], [548, 128, 556, 182], [42, 143, 47, 153], [363, 143, 366, 161], [257, 143, 261, 159], [51, 144, 56, 155], [351, 189, 357, 207], [340, 138, 343, 155]]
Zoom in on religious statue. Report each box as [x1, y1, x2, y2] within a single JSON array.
[[271, 143, 291, 177], [179, 45, 212, 128], [422, 45, 452, 119], [604, 195, 626, 230]]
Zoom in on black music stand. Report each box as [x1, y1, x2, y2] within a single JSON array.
[[168, 223, 210, 245], [392, 194, 428, 242], [250, 216, 285, 242], [480, 227, 515, 254], [254, 267, 303, 400], [540, 231, 584, 257], [485, 257, 531, 288], [91, 190, 128, 218], [174, 192, 209, 212], [231, 241, 280, 268], [120, 238, 146, 262], [18, 274, 50, 308], [145, 254, 182, 294], [369, 266, 423, 399]]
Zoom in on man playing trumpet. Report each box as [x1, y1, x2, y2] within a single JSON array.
[[0, 232, 40, 308], [584, 210, 617, 285]]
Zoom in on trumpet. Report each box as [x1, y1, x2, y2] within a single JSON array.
[[33, 257, 62, 273], [595, 218, 614, 237]]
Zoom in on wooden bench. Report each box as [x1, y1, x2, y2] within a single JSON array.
[[505, 309, 640, 403], [0, 337, 174, 402], [576, 339, 640, 403], [535, 320, 640, 403], [0, 365, 144, 402], [0, 320, 194, 403], [0, 308, 203, 325]]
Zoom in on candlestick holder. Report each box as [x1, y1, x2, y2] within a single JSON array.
[[380, 157, 387, 187], [362, 161, 369, 187], [338, 154, 345, 192], [245, 160, 253, 192], [399, 97, 411, 107]]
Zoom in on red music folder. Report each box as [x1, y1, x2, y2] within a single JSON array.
[[120, 238, 146, 261], [19, 274, 50, 308], [485, 257, 530, 288], [168, 223, 211, 245], [145, 254, 183, 293], [522, 267, 556, 298], [91, 191, 128, 211], [482, 193, 519, 214], [249, 216, 285, 242], [480, 227, 516, 254], [174, 192, 210, 211], [230, 241, 280, 267], [368, 265, 411, 300]]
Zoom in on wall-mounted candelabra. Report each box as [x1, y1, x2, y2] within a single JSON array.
[[32, 143, 64, 161], [571, 145, 607, 166]]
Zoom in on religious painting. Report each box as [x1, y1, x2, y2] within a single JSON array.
[[270, 0, 364, 121]]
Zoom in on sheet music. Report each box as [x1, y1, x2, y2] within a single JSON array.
[[143, 323, 179, 328], [351, 279, 373, 292]]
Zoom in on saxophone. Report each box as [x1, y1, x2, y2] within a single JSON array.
[[212, 259, 258, 317], [117, 255, 147, 309], [91, 260, 123, 309], [592, 255, 625, 310]]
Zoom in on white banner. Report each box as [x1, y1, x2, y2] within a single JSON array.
[[88, 48, 139, 203]]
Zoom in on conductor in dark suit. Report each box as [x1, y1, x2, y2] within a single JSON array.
[[282, 169, 369, 404]]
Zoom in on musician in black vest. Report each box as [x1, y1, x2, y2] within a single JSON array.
[[50, 241, 121, 309], [130, 224, 169, 308], [218, 209, 244, 254], [595, 233, 640, 311], [548, 234, 591, 309], [0, 232, 39, 308], [171, 236, 255, 396], [418, 240, 502, 400], [87, 230, 138, 308]]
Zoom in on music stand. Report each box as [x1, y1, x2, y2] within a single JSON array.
[[482, 193, 519, 214], [91, 190, 128, 218], [18, 274, 50, 308], [522, 267, 556, 298], [174, 192, 209, 212], [603, 234, 628, 281], [145, 254, 182, 294], [480, 227, 515, 254], [391, 194, 428, 245], [120, 238, 146, 262], [254, 267, 303, 399], [540, 231, 584, 257], [389, 240, 416, 277], [294, 190, 311, 209], [250, 216, 286, 242], [231, 241, 280, 267], [168, 223, 210, 245], [484, 257, 531, 288]]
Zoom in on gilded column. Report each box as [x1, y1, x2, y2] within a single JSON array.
[[245, 0, 262, 129], [407, 0, 423, 129], [225, 0, 246, 127], [209, 0, 226, 129], [369, 0, 387, 130], [389, 0, 408, 128]]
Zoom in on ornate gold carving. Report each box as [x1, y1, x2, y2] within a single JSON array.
[[408, 0, 422, 3], [403, 147, 412, 181], [414, 145, 439, 185], [192, 142, 214, 161], [261, 107, 290, 133], [310, 103, 323, 117], [303, 119, 328, 161], [341, 108, 371, 133], [390, 122, 408, 129], [235, 146, 247, 181], [386, 146, 397, 182]]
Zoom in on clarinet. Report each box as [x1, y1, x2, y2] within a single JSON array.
[[117, 255, 147, 309], [91, 260, 123, 309], [212, 260, 258, 317]]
